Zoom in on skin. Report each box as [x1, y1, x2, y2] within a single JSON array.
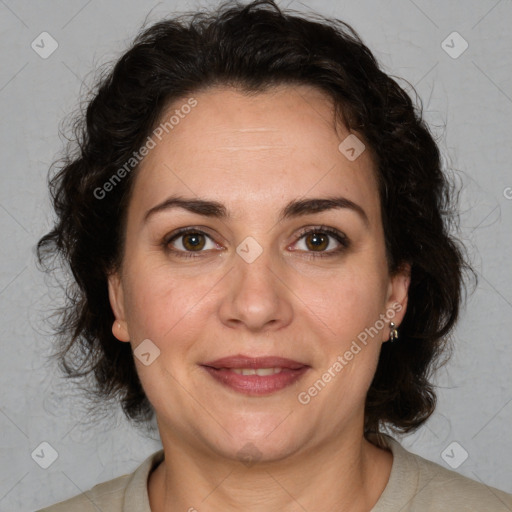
[[108, 84, 411, 512]]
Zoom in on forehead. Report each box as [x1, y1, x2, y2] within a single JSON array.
[[129, 84, 380, 225]]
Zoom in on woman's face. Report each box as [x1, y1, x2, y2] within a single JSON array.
[[108, 84, 410, 462]]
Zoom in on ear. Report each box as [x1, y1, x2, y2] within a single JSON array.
[[382, 262, 411, 342], [107, 271, 130, 342]]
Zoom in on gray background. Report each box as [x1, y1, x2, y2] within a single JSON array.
[[1, 0, 511, 510]]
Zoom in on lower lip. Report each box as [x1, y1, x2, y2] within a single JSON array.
[[201, 366, 309, 395]]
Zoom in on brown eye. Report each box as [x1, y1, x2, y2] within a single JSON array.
[[181, 232, 206, 251], [304, 232, 329, 251]]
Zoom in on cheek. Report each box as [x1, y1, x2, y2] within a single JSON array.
[[301, 276, 384, 407], [300, 264, 386, 335], [122, 257, 217, 345], [120, 262, 212, 402]]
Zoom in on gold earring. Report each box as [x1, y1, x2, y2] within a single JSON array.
[[389, 322, 398, 342]]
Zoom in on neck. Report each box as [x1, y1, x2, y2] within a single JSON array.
[[148, 428, 393, 512]]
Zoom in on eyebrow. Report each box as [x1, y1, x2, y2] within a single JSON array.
[[143, 194, 370, 227]]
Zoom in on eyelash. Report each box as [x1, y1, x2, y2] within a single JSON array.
[[162, 225, 350, 260]]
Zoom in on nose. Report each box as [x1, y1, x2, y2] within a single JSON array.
[[217, 245, 294, 333]]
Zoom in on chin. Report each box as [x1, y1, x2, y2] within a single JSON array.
[[214, 436, 301, 466], [203, 413, 306, 464]]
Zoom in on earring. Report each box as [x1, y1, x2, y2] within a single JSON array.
[[389, 322, 398, 342], [117, 322, 122, 330]]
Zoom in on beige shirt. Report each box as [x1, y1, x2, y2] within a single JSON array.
[[36, 434, 512, 511]]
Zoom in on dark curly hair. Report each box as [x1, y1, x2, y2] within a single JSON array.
[[37, 0, 476, 437]]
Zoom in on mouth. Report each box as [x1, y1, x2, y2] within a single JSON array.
[[200, 355, 310, 396]]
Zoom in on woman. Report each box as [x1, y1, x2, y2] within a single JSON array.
[[36, 1, 512, 510]]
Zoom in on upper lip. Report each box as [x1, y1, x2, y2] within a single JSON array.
[[202, 355, 307, 370]]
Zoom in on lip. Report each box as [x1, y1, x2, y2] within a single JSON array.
[[201, 354, 310, 396], [203, 355, 307, 370]]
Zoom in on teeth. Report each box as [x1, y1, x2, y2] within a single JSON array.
[[230, 367, 283, 376]]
